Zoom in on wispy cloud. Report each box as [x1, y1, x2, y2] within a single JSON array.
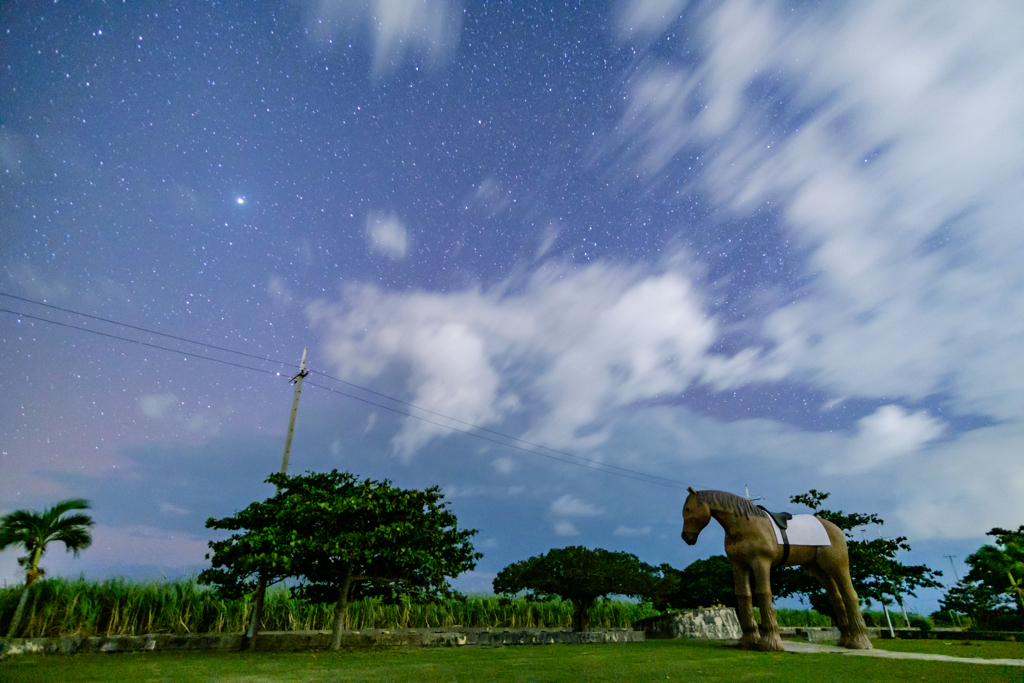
[[553, 520, 580, 537], [550, 494, 602, 518], [618, 0, 1024, 423], [614, 0, 689, 42], [140, 393, 179, 420], [829, 405, 945, 474], [305, 0, 462, 78], [365, 212, 409, 260]]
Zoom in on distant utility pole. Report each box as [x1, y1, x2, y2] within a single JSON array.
[[279, 347, 309, 475], [245, 347, 309, 651], [945, 555, 960, 583]]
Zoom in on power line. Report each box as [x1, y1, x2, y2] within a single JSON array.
[[0, 295, 694, 490], [305, 379, 688, 489], [307, 368, 692, 487], [0, 291, 293, 367], [1, 308, 286, 378], [0, 291, 689, 484]]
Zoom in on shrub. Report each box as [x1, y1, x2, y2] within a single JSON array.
[[909, 616, 932, 632]]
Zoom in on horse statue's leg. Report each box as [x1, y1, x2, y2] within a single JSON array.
[[806, 565, 852, 643], [730, 563, 761, 649], [750, 560, 784, 652], [811, 523, 872, 650], [833, 571, 872, 649]]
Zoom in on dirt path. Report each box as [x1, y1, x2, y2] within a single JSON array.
[[784, 641, 1024, 667]]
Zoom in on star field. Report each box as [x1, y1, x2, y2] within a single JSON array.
[[3, 1, 1024, 611]]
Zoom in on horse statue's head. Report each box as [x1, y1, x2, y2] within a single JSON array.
[[681, 486, 710, 545]]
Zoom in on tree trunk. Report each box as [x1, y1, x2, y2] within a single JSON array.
[[243, 577, 267, 651], [4, 586, 31, 642], [5, 550, 43, 645], [573, 599, 592, 633], [330, 572, 353, 650]]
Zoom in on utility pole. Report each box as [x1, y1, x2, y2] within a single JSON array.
[[245, 348, 309, 651], [945, 555, 960, 583], [279, 347, 309, 475]]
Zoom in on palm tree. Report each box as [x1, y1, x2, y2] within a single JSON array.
[[0, 498, 94, 643]]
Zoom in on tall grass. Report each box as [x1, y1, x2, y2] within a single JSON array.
[[773, 608, 833, 628], [0, 578, 660, 638]]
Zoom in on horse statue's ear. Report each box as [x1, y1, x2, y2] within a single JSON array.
[[687, 486, 696, 494]]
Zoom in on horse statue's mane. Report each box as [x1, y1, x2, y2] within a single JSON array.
[[696, 490, 770, 520]]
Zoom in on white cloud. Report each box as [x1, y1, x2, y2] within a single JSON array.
[[159, 502, 190, 516], [617, 0, 1024, 421], [365, 212, 408, 260], [615, 0, 688, 42], [308, 260, 759, 458], [452, 569, 497, 594], [305, 0, 462, 78], [138, 393, 220, 436], [267, 275, 293, 310], [471, 178, 512, 217], [614, 524, 652, 536], [140, 393, 179, 420], [553, 520, 580, 537], [827, 405, 945, 474], [535, 221, 560, 259], [492, 457, 514, 474], [895, 423, 1024, 539], [550, 494, 602, 518]]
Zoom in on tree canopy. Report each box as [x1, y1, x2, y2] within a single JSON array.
[[653, 555, 737, 611], [771, 490, 942, 615], [493, 546, 659, 632], [200, 470, 481, 648], [940, 525, 1024, 628]]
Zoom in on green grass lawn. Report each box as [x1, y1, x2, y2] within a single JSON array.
[[872, 637, 1024, 660], [2, 640, 1022, 683]]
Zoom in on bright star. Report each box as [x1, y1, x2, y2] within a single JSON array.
[[236, 197, 245, 204]]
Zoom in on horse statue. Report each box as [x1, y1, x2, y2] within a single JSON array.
[[681, 487, 871, 651]]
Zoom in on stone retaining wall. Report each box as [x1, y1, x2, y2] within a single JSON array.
[[634, 610, 891, 645], [2, 628, 643, 656], [634, 607, 741, 640]]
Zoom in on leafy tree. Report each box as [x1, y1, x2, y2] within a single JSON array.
[[201, 470, 481, 649], [940, 525, 1024, 628], [493, 547, 659, 632], [939, 577, 1002, 627], [771, 490, 942, 617], [963, 526, 1024, 613], [0, 499, 94, 643], [653, 556, 737, 611]]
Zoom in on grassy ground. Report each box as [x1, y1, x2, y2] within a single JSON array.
[[872, 637, 1024, 660], [2, 640, 1021, 683]]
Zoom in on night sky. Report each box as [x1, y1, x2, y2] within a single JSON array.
[[3, 1, 1023, 613]]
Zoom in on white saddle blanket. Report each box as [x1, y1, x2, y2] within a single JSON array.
[[768, 514, 831, 546]]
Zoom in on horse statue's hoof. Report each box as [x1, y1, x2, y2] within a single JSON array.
[[844, 634, 872, 650], [757, 635, 785, 652], [737, 635, 760, 650]]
